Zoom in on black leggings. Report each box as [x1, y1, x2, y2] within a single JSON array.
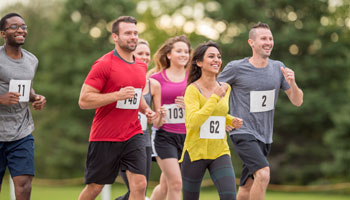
[[118, 146, 152, 200], [181, 151, 236, 200]]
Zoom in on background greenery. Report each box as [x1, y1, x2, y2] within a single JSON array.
[[0, 0, 349, 187]]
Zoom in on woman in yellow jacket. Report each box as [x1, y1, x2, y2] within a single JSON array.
[[180, 41, 243, 200]]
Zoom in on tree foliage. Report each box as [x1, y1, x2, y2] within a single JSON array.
[[1, 0, 349, 183]]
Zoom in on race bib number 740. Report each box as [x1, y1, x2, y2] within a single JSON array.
[[138, 112, 148, 131]]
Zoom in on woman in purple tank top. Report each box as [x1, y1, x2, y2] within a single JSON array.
[[150, 35, 191, 200]]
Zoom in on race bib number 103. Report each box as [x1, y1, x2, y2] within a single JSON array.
[[164, 104, 185, 124]]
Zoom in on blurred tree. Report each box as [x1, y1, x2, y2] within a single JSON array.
[[1, 0, 349, 184], [33, 0, 140, 178], [139, 0, 350, 184]]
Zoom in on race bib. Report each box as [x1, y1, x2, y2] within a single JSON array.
[[164, 104, 185, 124], [116, 88, 142, 109], [250, 89, 275, 113], [138, 112, 148, 131], [9, 80, 31, 102], [200, 116, 225, 139]]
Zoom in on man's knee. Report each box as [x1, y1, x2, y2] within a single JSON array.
[[13, 176, 33, 195], [129, 174, 147, 193], [254, 167, 270, 185], [87, 183, 104, 196]]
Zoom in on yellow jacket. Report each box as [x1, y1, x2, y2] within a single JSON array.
[[179, 83, 234, 162]]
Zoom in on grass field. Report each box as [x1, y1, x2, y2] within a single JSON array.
[[1, 180, 349, 200]]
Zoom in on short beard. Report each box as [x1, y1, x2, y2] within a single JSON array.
[[118, 40, 136, 52], [7, 39, 24, 47], [120, 45, 136, 52]]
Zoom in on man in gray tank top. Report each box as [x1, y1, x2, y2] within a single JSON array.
[[218, 22, 303, 200], [0, 13, 46, 199]]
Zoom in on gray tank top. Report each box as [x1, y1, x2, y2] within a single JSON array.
[[142, 79, 152, 147]]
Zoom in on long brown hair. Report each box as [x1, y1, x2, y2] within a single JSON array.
[[153, 35, 191, 72], [187, 41, 221, 86]]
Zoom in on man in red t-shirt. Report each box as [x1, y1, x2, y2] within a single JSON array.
[[78, 16, 156, 200]]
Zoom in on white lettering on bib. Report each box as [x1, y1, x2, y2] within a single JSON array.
[[164, 104, 185, 124], [200, 116, 226, 139], [116, 88, 142, 109], [9, 80, 31, 102], [250, 89, 275, 113], [138, 112, 148, 131]]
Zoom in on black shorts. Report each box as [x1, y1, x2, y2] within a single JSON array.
[[230, 134, 271, 186], [84, 134, 146, 184], [153, 129, 186, 160]]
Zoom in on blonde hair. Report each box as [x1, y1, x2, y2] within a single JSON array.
[[153, 35, 191, 72], [138, 38, 149, 47]]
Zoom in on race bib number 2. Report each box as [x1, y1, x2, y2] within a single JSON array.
[[164, 104, 185, 124], [9, 80, 31, 102], [250, 89, 275, 113], [116, 88, 142, 109], [200, 116, 225, 139]]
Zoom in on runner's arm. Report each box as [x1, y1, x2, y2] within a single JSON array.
[[78, 84, 134, 109]]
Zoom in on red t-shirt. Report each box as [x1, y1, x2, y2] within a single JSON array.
[[84, 50, 147, 142]]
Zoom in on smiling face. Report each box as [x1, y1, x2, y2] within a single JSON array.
[[113, 22, 138, 52], [197, 46, 222, 75], [168, 41, 190, 68], [134, 43, 151, 65], [249, 28, 274, 58], [1, 16, 27, 47]]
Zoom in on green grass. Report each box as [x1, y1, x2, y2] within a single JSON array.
[[1, 179, 349, 200]]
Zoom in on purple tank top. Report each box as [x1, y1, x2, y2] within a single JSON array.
[[151, 70, 188, 134]]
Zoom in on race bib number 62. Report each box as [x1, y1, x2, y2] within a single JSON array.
[[200, 116, 225, 139]]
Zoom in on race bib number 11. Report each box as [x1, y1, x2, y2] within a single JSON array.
[[116, 88, 142, 109], [9, 80, 31, 102]]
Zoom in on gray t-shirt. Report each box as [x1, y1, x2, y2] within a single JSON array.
[[0, 45, 38, 141], [217, 57, 290, 144]]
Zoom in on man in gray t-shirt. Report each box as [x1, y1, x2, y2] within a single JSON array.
[[218, 22, 303, 200], [0, 13, 46, 199]]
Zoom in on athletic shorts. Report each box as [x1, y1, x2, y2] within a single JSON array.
[[230, 134, 271, 186], [84, 134, 147, 184], [0, 134, 35, 184], [153, 129, 186, 160]]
